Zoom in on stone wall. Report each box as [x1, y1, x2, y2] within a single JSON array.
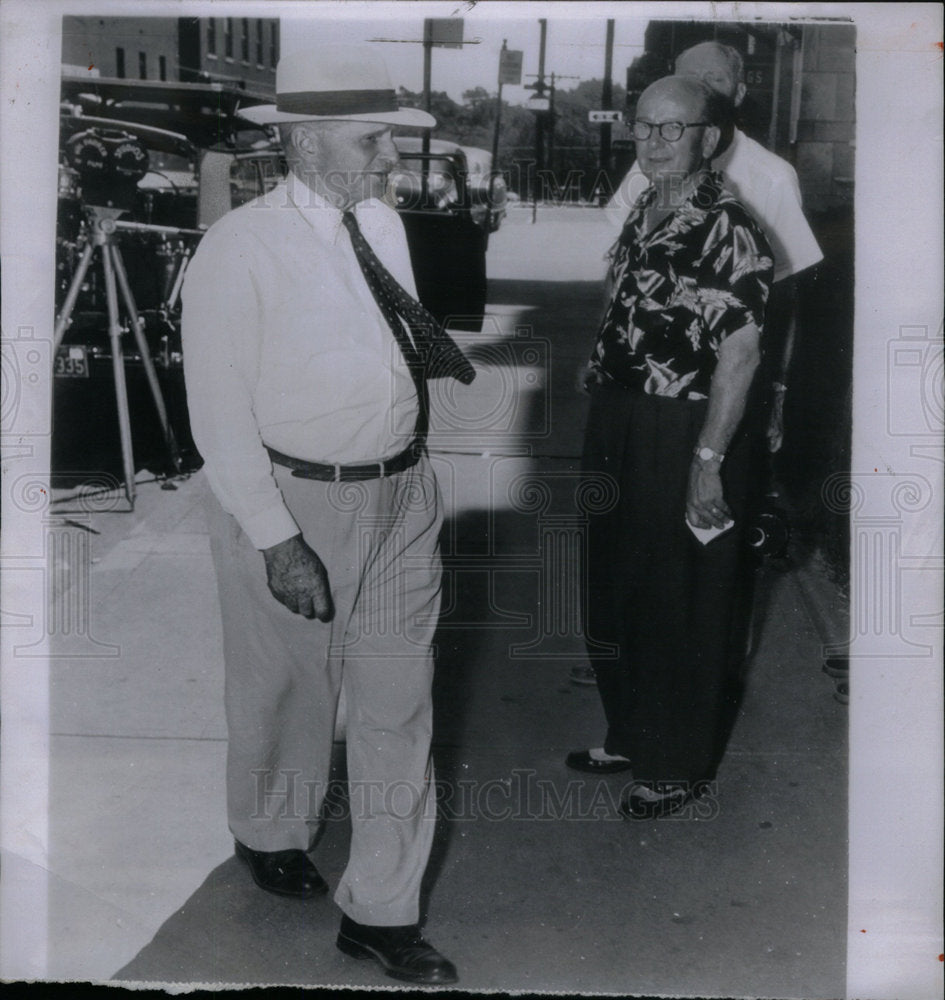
[[794, 24, 856, 212]]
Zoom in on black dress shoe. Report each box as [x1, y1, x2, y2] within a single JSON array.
[[568, 664, 598, 686], [565, 748, 634, 774], [336, 914, 458, 985], [234, 840, 328, 899], [822, 656, 849, 679], [618, 782, 703, 820]]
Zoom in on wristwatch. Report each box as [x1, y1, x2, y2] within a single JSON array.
[[694, 445, 725, 464]]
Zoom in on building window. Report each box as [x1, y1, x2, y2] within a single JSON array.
[[269, 22, 278, 68], [224, 17, 233, 58], [241, 19, 250, 62], [115, 46, 125, 78], [159, 55, 167, 81], [207, 19, 216, 56], [256, 20, 264, 65], [139, 51, 147, 79]]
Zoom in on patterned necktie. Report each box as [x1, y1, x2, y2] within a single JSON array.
[[341, 210, 477, 388]]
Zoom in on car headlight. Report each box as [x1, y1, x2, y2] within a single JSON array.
[[486, 173, 507, 207]]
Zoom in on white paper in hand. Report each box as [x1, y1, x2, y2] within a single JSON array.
[[685, 515, 735, 545]]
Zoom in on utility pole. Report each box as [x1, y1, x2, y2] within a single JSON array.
[[370, 20, 472, 200], [548, 72, 556, 177], [600, 19, 615, 205], [535, 18, 547, 215], [490, 40, 523, 230], [528, 18, 548, 220], [421, 19, 433, 193], [491, 40, 507, 173], [528, 68, 577, 203], [537, 18, 547, 92]]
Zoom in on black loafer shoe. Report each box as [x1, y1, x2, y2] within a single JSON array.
[[565, 749, 634, 774], [337, 914, 458, 985], [618, 782, 702, 820], [234, 840, 328, 899]]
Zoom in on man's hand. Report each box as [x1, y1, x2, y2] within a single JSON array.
[[262, 534, 334, 621], [686, 324, 761, 529], [686, 461, 733, 529]]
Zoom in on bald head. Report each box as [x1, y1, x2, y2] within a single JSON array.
[[675, 41, 747, 107], [638, 75, 716, 124]]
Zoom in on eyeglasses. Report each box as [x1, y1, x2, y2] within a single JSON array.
[[629, 120, 709, 142]]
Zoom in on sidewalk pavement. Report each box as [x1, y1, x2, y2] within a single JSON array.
[[44, 207, 847, 995]]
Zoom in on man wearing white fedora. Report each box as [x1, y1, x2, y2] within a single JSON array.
[[182, 45, 474, 985]]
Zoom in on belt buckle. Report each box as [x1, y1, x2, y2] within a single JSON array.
[[378, 459, 388, 479], [332, 463, 342, 482]]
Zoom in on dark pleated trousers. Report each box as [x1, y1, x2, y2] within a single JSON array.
[[582, 381, 761, 786]]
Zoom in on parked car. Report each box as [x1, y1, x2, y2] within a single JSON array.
[[387, 137, 505, 331]]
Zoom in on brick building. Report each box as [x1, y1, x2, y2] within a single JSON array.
[[61, 16, 279, 95]]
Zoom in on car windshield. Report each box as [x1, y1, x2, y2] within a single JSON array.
[[390, 155, 458, 209], [229, 153, 284, 207], [139, 150, 196, 190]]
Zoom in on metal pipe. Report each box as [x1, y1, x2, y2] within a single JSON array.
[[53, 241, 95, 350], [101, 234, 137, 504], [110, 242, 181, 473], [600, 18, 615, 197], [421, 18, 433, 201]]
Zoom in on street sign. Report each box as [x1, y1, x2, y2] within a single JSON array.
[[426, 18, 464, 48], [588, 109, 623, 124], [498, 48, 523, 86]]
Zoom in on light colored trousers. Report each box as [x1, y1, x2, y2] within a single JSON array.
[[205, 457, 443, 926]]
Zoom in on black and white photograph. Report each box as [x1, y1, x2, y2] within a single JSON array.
[[0, 2, 942, 997]]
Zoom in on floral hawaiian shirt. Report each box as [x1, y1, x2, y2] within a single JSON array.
[[589, 171, 774, 399]]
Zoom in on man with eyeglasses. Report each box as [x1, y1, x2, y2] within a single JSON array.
[[615, 41, 820, 431], [606, 41, 821, 292], [570, 38, 822, 687], [565, 74, 774, 819]]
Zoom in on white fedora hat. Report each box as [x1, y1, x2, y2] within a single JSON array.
[[238, 46, 435, 128]]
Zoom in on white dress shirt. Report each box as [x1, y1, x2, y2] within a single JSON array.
[[605, 128, 823, 283], [181, 171, 421, 550]]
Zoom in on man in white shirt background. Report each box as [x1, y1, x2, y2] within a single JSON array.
[[182, 46, 469, 986]]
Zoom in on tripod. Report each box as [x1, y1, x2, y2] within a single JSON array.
[[54, 205, 199, 506]]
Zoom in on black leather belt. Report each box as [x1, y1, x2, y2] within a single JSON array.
[[266, 441, 424, 482]]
